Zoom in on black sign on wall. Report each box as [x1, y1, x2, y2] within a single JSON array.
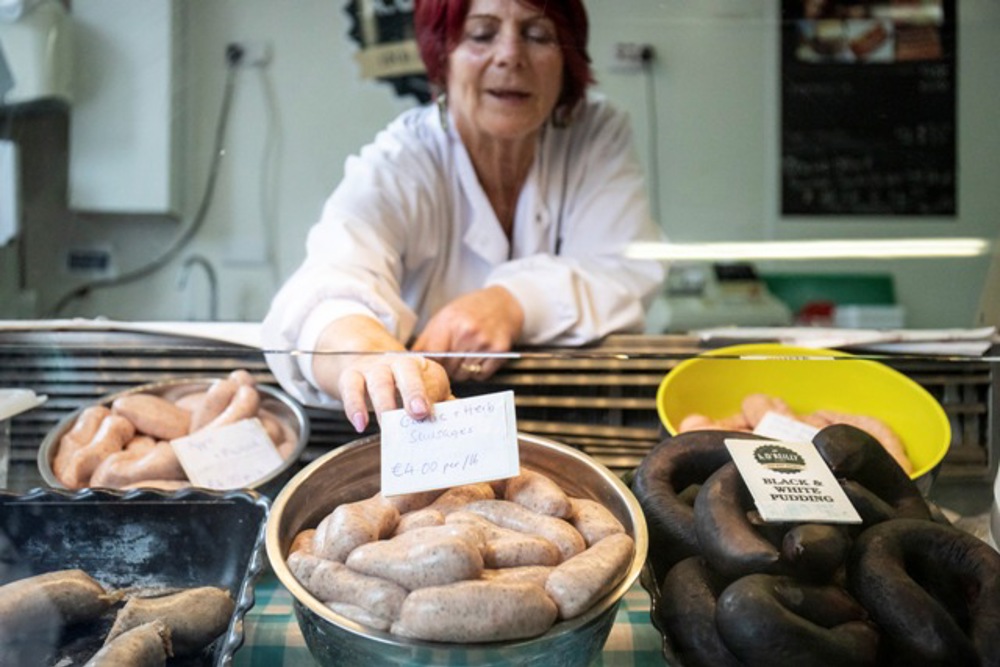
[[780, 1, 957, 216]]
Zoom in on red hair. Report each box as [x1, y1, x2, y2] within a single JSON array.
[[414, 0, 595, 116]]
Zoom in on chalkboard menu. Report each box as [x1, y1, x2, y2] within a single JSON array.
[[780, 1, 957, 216]]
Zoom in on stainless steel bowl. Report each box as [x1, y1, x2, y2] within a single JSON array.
[[266, 432, 648, 667], [37, 377, 310, 497]]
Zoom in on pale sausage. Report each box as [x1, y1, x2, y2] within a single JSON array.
[[505, 469, 572, 518], [391, 580, 558, 643], [545, 533, 634, 619]]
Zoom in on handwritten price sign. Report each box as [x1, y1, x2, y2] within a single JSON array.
[[380, 391, 519, 496], [170, 418, 283, 490]]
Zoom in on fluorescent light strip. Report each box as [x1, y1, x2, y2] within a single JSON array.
[[626, 238, 991, 261]]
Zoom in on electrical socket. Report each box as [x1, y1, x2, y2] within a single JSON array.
[[611, 42, 654, 71], [226, 40, 272, 68], [65, 245, 116, 278]]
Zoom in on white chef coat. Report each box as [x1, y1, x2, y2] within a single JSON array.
[[262, 93, 666, 408]]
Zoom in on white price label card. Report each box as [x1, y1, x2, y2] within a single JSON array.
[[170, 418, 283, 490], [725, 438, 862, 524], [753, 411, 820, 443], [380, 390, 519, 496]]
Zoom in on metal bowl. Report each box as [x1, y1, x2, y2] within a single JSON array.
[[37, 377, 310, 498], [266, 432, 648, 667]]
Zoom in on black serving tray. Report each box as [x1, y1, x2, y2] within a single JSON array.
[[0, 487, 270, 666]]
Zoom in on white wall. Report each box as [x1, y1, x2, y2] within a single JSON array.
[[15, 0, 1000, 328]]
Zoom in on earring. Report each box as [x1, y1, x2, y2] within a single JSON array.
[[551, 104, 572, 129], [437, 93, 449, 132]]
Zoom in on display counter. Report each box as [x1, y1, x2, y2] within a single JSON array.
[[0, 323, 997, 665]]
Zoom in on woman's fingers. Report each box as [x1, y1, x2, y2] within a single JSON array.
[[364, 364, 401, 422], [393, 356, 433, 419], [340, 355, 452, 432], [339, 369, 370, 433]]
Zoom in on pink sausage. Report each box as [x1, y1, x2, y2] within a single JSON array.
[[505, 469, 572, 518]]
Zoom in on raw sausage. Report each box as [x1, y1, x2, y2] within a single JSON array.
[[90, 442, 186, 488], [391, 580, 558, 643], [188, 378, 238, 432], [0, 569, 117, 645], [544, 533, 634, 619], [54, 406, 111, 475], [326, 602, 392, 631], [111, 393, 191, 440], [462, 499, 586, 561], [481, 565, 554, 588], [568, 497, 625, 546], [345, 531, 484, 590], [428, 482, 495, 515], [105, 586, 234, 657], [446, 511, 560, 568], [297, 557, 407, 622], [58, 415, 136, 489], [201, 384, 260, 431], [392, 508, 445, 535], [84, 620, 172, 667], [505, 469, 572, 518], [312, 497, 400, 562]]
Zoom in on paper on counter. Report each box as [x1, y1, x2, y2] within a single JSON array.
[[695, 325, 997, 356], [0, 388, 47, 421], [0, 318, 262, 348]]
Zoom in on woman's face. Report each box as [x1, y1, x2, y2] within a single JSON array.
[[446, 0, 565, 146]]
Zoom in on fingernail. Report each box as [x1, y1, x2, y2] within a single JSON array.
[[351, 412, 367, 433], [410, 397, 428, 416]]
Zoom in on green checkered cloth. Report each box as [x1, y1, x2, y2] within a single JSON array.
[[234, 576, 666, 666]]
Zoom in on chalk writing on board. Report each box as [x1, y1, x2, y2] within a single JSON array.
[[779, 0, 957, 216]]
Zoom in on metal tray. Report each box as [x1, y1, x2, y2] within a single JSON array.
[[0, 487, 270, 666], [36, 377, 310, 498]]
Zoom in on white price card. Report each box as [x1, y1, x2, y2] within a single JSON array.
[[380, 390, 519, 496], [753, 411, 820, 443], [170, 418, 283, 490], [725, 438, 862, 524]]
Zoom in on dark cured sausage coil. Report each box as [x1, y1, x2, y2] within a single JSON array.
[[780, 523, 851, 584], [812, 424, 931, 521], [657, 557, 741, 667], [693, 462, 784, 580], [715, 574, 879, 667], [848, 518, 1000, 667], [631, 431, 769, 579]]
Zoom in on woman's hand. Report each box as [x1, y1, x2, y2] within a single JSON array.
[[311, 315, 451, 433], [412, 286, 525, 381]]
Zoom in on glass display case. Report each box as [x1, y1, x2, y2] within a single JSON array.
[[2, 1, 998, 664]]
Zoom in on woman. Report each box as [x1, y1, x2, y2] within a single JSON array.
[[262, 0, 664, 432]]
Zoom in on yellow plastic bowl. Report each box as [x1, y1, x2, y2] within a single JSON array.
[[657, 343, 951, 485]]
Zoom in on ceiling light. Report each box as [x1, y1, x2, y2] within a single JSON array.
[[625, 238, 990, 261]]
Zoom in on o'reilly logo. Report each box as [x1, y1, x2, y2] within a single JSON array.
[[753, 444, 806, 474]]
